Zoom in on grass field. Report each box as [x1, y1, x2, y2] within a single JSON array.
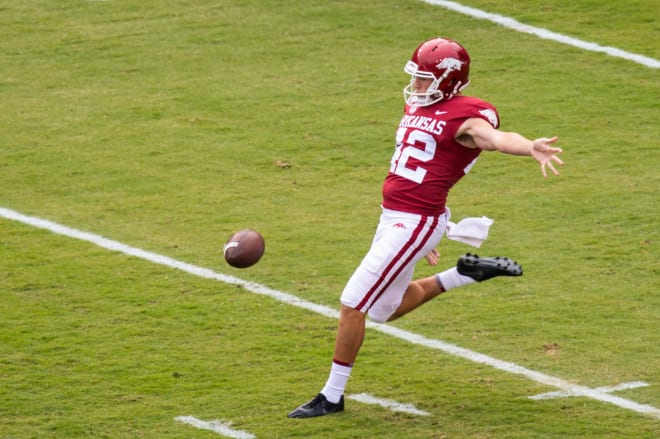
[[1, 0, 658, 438]]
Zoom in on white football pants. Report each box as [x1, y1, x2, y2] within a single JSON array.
[[340, 207, 448, 323]]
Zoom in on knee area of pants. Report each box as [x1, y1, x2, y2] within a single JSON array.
[[367, 310, 390, 324]]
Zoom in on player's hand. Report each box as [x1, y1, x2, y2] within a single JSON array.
[[531, 136, 564, 177], [424, 249, 440, 266]]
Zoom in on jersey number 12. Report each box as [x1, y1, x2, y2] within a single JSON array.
[[389, 128, 436, 184]]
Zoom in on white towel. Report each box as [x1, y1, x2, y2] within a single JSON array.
[[445, 216, 494, 248]]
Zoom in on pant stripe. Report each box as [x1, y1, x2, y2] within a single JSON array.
[[355, 214, 439, 312]]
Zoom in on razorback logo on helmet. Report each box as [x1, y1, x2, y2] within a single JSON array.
[[435, 57, 464, 73]]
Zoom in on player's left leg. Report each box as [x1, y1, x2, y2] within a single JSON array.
[[289, 209, 442, 419], [287, 304, 363, 419]]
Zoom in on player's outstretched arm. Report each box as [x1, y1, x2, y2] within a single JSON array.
[[456, 118, 564, 177]]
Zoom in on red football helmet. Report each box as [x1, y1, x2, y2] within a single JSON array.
[[403, 37, 471, 106]]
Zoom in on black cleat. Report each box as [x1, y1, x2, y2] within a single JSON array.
[[457, 253, 522, 282], [287, 393, 344, 418]]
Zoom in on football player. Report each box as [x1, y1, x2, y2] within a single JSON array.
[[288, 37, 564, 418]]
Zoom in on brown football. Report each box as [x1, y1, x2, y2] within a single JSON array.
[[223, 229, 265, 268]]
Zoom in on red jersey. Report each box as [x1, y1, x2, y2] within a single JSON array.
[[382, 96, 499, 215]]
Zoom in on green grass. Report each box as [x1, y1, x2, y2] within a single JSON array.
[[1, 0, 659, 437]]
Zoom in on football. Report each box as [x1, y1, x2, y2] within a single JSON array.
[[223, 229, 265, 268]]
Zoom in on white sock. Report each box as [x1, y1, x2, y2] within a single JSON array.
[[320, 360, 353, 403], [436, 267, 476, 291]]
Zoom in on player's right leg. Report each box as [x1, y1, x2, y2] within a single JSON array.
[[387, 253, 523, 322]]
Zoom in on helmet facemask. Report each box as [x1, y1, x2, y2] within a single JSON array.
[[403, 60, 470, 107], [403, 61, 443, 106]]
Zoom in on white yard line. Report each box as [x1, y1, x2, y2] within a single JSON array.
[[530, 381, 650, 400], [175, 416, 255, 439], [419, 0, 660, 69], [1, 206, 658, 420], [347, 393, 431, 416]]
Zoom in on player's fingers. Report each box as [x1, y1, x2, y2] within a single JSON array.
[[547, 162, 559, 176]]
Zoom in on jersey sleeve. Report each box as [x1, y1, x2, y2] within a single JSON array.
[[471, 102, 499, 129], [440, 97, 499, 141], [461, 98, 499, 129]]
